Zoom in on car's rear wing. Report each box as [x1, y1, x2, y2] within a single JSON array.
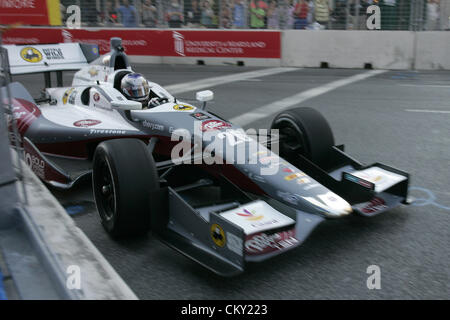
[[1, 42, 99, 87]]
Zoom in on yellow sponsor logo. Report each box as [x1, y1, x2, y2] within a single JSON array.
[[210, 224, 226, 247], [297, 177, 311, 184], [88, 68, 99, 77], [20, 47, 43, 63], [173, 104, 194, 111], [62, 88, 75, 105]]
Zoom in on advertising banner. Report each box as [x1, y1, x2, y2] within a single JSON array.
[[2, 27, 281, 59], [0, 0, 61, 26]]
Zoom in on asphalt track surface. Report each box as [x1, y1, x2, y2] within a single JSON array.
[[15, 65, 450, 299]]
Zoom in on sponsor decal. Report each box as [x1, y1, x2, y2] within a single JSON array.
[[7, 98, 41, 135], [25, 151, 45, 179], [236, 208, 263, 221], [201, 120, 231, 132], [302, 191, 352, 215], [226, 232, 243, 256], [344, 173, 375, 190], [73, 119, 102, 128], [216, 129, 251, 146], [142, 120, 164, 131], [247, 172, 266, 184], [303, 183, 320, 191], [89, 129, 126, 135], [173, 104, 194, 111], [62, 88, 75, 105], [296, 177, 311, 184], [88, 67, 99, 77], [190, 112, 210, 120], [277, 191, 301, 205], [20, 47, 43, 63], [42, 48, 64, 60], [93, 92, 101, 102], [282, 167, 295, 173], [210, 224, 226, 247], [259, 156, 278, 165], [284, 172, 305, 181], [360, 197, 388, 214], [173, 31, 185, 56], [245, 229, 298, 255], [68, 90, 77, 104]]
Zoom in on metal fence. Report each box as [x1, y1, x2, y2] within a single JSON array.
[[45, 0, 450, 31]]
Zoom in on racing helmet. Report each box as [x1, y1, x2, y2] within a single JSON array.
[[120, 73, 150, 102]]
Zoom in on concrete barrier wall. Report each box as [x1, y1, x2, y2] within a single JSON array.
[[415, 32, 450, 70], [282, 30, 416, 70], [126, 31, 450, 70]]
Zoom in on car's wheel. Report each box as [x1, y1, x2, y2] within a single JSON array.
[[92, 138, 159, 237], [270, 107, 335, 167]]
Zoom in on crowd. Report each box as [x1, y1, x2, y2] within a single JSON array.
[[59, 0, 444, 31]]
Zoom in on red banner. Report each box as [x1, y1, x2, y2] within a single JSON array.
[[2, 28, 281, 59], [0, 0, 50, 25]]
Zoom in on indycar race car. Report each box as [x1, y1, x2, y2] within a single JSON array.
[[1, 38, 410, 276]]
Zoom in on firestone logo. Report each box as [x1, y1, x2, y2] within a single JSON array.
[[173, 31, 185, 57]]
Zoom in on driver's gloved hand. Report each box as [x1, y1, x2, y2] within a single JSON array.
[[148, 97, 169, 108]]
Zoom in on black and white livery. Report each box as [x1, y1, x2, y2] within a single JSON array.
[[1, 38, 411, 276]]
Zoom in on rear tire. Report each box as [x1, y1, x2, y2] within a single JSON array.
[[92, 139, 159, 237], [271, 107, 335, 167]]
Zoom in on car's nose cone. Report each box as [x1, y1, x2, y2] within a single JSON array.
[[302, 191, 353, 218]]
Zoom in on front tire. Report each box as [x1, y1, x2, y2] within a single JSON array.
[[92, 138, 159, 237], [271, 107, 335, 168]]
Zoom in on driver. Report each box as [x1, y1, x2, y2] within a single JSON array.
[[120, 73, 167, 109]]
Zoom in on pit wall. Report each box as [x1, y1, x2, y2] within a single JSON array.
[[3, 27, 449, 70]]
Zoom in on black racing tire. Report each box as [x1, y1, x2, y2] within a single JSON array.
[[270, 107, 335, 167], [92, 138, 160, 238]]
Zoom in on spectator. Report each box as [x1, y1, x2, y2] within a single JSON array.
[[232, 0, 246, 28], [427, 0, 440, 30], [221, 0, 233, 28], [294, 0, 309, 29], [103, 1, 118, 26], [185, 0, 202, 27], [201, 0, 215, 28], [81, 0, 98, 26], [306, 0, 315, 26], [167, 0, 184, 28], [142, 0, 157, 27], [115, 0, 138, 27], [250, 0, 266, 29], [331, 0, 346, 29], [267, 0, 280, 29], [314, 0, 331, 29], [278, 0, 295, 29]]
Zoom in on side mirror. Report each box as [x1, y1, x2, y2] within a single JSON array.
[[196, 90, 214, 102], [111, 100, 142, 111]]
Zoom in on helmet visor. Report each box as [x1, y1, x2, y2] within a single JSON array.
[[123, 80, 150, 100]]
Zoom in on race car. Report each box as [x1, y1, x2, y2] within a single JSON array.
[[1, 38, 411, 276]]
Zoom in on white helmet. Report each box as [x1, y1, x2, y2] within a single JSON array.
[[120, 73, 150, 102]]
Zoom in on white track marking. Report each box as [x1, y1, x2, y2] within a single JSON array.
[[230, 70, 386, 126], [166, 67, 299, 95], [405, 109, 450, 114], [398, 84, 450, 88]]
